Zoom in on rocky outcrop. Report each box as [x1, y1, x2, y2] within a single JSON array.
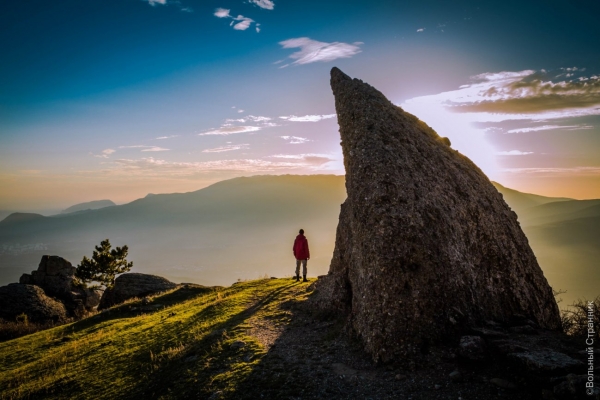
[[313, 68, 561, 362], [99, 273, 178, 309], [20, 255, 76, 297], [0, 284, 68, 323], [19, 255, 102, 315]]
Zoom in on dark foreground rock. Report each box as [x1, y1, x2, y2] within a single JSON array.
[[19, 255, 102, 316], [99, 273, 178, 309], [313, 67, 561, 362], [0, 284, 68, 323], [229, 283, 596, 400]]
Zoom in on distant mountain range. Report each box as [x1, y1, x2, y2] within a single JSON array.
[[0, 175, 597, 306], [61, 199, 116, 214]]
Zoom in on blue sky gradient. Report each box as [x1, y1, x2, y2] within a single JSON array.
[[1, 0, 600, 210]]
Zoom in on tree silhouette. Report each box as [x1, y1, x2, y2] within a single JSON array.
[[76, 239, 133, 288]]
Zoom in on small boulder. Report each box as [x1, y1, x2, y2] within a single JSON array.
[[98, 273, 178, 309], [0, 283, 68, 323], [459, 335, 486, 360], [490, 378, 517, 389], [508, 350, 583, 375]]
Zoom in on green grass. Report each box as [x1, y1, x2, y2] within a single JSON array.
[[0, 278, 313, 400]]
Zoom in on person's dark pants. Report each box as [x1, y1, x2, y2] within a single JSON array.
[[295, 259, 307, 276]]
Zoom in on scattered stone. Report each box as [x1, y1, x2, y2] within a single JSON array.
[[449, 370, 462, 382], [0, 283, 68, 323], [490, 378, 517, 389], [434, 384, 441, 390], [508, 350, 583, 375], [459, 336, 486, 360], [231, 340, 246, 349], [99, 273, 178, 309], [395, 374, 407, 381], [312, 67, 560, 363]]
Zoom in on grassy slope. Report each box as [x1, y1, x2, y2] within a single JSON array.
[[0, 279, 311, 400]]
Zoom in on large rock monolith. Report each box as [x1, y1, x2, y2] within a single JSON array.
[[314, 68, 561, 362]]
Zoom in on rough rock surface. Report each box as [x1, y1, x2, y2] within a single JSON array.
[[313, 67, 561, 362], [19, 255, 102, 314], [0, 283, 68, 323], [20, 255, 76, 297], [99, 273, 178, 309]]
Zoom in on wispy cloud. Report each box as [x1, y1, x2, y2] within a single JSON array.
[[496, 150, 534, 156], [279, 37, 362, 66], [155, 135, 180, 140], [199, 126, 261, 136], [417, 28, 425, 32], [214, 8, 230, 17], [270, 153, 334, 165], [280, 136, 310, 144], [214, 8, 258, 32], [141, 146, 170, 152], [403, 68, 600, 137], [118, 145, 170, 152], [202, 144, 249, 153], [146, 0, 167, 5], [95, 149, 116, 159], [107, 157, 304, 177], [411, 69, 600, 118], [226, 115, 272, 123], [502, 167, 600, 176], [250, 0, 274, 10], [279, 114, 336, 122], [506, 124, 593, 133]]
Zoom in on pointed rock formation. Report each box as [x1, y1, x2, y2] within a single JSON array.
[[315, 68, 561, 362]]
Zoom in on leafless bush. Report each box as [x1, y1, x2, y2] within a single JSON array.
[[560, 296, 600, 340]]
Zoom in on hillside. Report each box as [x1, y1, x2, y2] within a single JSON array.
[[61, 200, 116, 214], [0, 175, 598, 306], [0, 278, 578, 400]]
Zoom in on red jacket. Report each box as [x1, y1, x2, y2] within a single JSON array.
[[293, 234, 310, 260]]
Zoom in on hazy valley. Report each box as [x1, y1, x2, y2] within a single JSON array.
[[0, 175, 597, 307]]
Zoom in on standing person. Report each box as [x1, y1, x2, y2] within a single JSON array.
[[293, 229, 310, 282]]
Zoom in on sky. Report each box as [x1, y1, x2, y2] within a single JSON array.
[[1, 0, 599, 212]]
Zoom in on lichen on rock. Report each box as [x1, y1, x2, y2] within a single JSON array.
[[313, 67, 561, 362]]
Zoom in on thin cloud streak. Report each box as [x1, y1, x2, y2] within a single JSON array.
[[279, 37, 362, 65], [199, 126, 261, 135], [105, 157, 322, 177], [280, 136, 310, 144], [214, 8, 258, 32], [279, 114, 336, 122], [202, 144, 249, 153], [506, 124, 593, 133], [250, 0, 274, 10], [496, 150, 534, 156]]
